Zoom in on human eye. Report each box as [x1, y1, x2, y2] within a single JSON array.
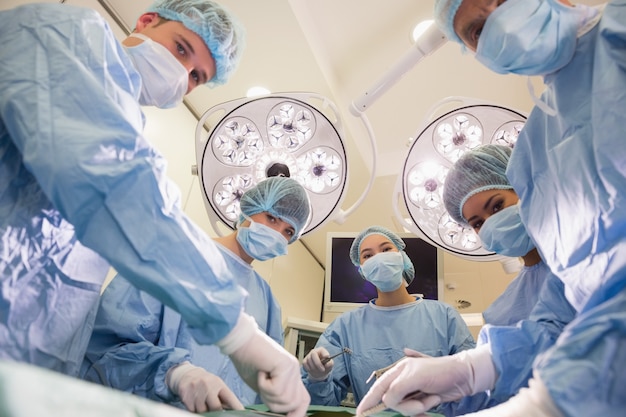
[[190, 69, 199, 84], [492, 200, 504, 214], [266, 214, 278, 223], [175, 41, 186, 57], [471, 220, 484, 232]]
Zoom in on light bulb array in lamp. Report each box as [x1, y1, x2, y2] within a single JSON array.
[[398, 101, 526, 260], [195, 92, 348, 235]]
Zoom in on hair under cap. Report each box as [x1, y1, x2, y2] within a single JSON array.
[[443, 144, 514, 225], [146, 0, 245, 86], [349, 225, 415, 285], [434, 0, 465, 45], [239, 177, 311, 244]]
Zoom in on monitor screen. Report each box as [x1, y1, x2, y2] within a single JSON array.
[[323, 232, 443, 313]]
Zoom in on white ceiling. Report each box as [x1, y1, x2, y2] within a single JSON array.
[[5, 0, 603, 267]]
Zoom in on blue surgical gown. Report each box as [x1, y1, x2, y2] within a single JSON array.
[[446, 271, 576, 416], [503, 1, 626, 415], [81, 242, 283, 407], [0, 4, 245, 376], [302, 297, 475, 406], [482, 261, 549, 326]]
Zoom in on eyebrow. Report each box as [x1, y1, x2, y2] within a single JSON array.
[[360, 241, 394, 257], [180, 36, 208, 84], [466, 193, 500, 224]]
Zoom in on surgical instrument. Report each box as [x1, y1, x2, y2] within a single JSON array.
[[321, 347, 352, 364]]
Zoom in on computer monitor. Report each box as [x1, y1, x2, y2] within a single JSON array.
[[323, 231, 443, 314]]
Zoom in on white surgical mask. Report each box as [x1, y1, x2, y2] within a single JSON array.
[[360, 251, 405, 293], [124, 33, 188, 109], [236, 218, 288, 261]]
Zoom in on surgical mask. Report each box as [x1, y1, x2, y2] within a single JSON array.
[[124, 33, 188, 108], [475, 0, 594, 76], [478, 203, 535, 258], [236, 218, 288, 261], [360, 251, 405, 293]]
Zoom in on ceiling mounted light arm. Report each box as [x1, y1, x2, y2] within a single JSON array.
[[338, 21, 446, 224], [349, 21, 447, 116], [331, 111, 377, 224]]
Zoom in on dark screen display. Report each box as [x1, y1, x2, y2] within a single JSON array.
[[328, 236, 439, 303]]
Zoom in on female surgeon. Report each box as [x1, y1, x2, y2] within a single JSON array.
[[302, 225, 475, 408], [443, 144, 575, 328], [81, 176, 311, 413], [440, 144, 576, 414], [358, 1, 626, 416]]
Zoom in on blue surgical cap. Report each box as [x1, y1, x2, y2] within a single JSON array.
[[146, 0, 245, 86], [239, 177, 311, 244], [434, 0, 464, 45], [443, 144, 514, 225], [349, 226, 415, 285]]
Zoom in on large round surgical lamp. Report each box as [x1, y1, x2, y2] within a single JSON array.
[[392, 97, 527, 271], [194, 92, 354, 235]]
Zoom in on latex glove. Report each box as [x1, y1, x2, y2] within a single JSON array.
[[356, 344, 496, 417], [166, 362, 243, 413], [302, 347, 334, 381], [461, 374, 564, 417], [403, 348, 432, 358], [217, 313, 310, 417]]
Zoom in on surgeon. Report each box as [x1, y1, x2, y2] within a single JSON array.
[[0, 1, 309, 416], [82, 176, 311, 413], [302, 225, 475, 408], [438, 144, 576, 414], [357, 1, 626, 416], [443, 144, 574, 328]]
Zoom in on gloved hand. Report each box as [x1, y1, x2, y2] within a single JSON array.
[[217, 313, 310, 417], [302, 347, 334, 381], [166, 362, 243, 413], [356, 344, 497, 417], [403, 347, 432, 358]]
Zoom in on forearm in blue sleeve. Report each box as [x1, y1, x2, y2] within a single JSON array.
[[0, 6, 245, 345]]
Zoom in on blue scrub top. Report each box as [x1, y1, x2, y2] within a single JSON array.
[[302, 297, 475, 407]]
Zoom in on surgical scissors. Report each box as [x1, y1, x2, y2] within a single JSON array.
[[321, 347, 352, 364]]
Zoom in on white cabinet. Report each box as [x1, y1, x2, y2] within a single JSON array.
[[283, 317, 328, 363]]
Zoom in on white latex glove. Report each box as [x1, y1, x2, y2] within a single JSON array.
[[217, 313, 310, 417], [356, 344, 496, 417], [403, 348, 432, 358], [166, 362, 243, 413], [461, 374, 564, 417], [302, 347, 334, 381]]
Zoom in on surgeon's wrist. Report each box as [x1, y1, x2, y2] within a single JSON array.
[[308, 372, 330, 383], [215, 312, 257, 355], [463, 344, 497, 393], [166, 361, 196, 393]]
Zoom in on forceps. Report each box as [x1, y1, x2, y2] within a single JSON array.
[[321, 347, 352, 364], [365, 355, 406, 383]]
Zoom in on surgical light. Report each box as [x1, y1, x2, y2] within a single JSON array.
[[194, 92, 350, 235], [393, 97, 527, 264]]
